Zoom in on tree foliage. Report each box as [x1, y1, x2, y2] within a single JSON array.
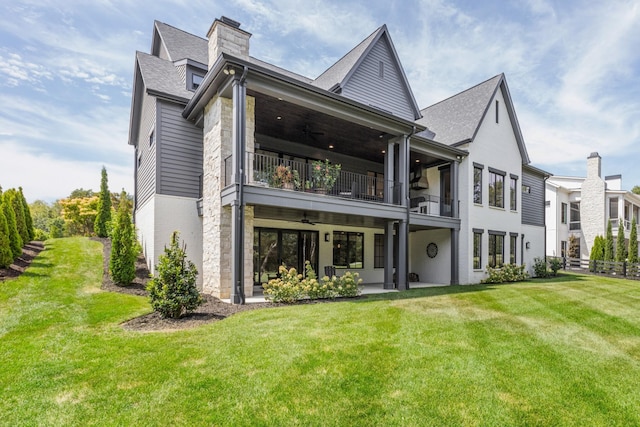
[[147, 231, 202, 319], [5, 189, 28, 245], [2, 191, 23, 258], [568, 234, 580, 259], [59, 196, 99, 236], [590, 235, 605, 261], [616, 218, 627, 262], [109, 190, 136, 285], [94, 167, 112, 238], [629, 217, 638, 264], [0, 195, 13, 268], [632, 185, 640, 195], [604, 219, 614, 262], [18, 188, 34, 241]]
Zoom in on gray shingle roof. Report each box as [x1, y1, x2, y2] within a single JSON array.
[[154, 21, 208, 65], [136, 51, 193, 102], [248, 56, 313, 84], [418, 74, 503, 145], [311, 26, 383, 91]]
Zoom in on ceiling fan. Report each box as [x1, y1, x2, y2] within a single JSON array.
[[300, 212, 318, 225], [302, 124, 324, 141]]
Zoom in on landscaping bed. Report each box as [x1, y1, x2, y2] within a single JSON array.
[[0, 241, 44, 281]]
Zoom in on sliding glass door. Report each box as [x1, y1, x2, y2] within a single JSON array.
[[253, 228, 319, 285]]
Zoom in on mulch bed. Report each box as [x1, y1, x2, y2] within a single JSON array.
[[0, 241, 45, 281], [94, 237, 277, 332]]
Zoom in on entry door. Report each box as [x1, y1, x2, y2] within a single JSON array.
[[440, 166, 452, 217]]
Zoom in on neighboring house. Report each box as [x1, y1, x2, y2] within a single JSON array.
[[128, 16, 548, 302], [546, 152, 640, 259]]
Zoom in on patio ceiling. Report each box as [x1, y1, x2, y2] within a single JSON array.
[[251, 91, 445, 167]]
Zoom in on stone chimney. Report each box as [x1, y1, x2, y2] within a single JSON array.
[[207, 16, 251, 68], [586, 152, 601, 179]]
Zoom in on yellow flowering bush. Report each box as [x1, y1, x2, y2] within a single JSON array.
[[263, 261, 362, 303]]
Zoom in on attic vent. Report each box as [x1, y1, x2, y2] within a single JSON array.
[[220, 16, 241, 29]]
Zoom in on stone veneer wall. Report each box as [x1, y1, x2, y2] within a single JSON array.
[[207, 21, 250, 68], [580, 155, 605, 258], [201, 94, 255, 298]]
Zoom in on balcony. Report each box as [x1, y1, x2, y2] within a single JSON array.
[[225, 153, 402, 205]]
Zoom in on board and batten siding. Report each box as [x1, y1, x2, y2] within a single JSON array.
[[341, 38, 415, 121], [522, 168, 545, 226], [135, 92, 157, 209], [157, 100, 203, 198]]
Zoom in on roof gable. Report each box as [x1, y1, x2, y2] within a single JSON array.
[[418, 74, 530, 164], [312, 25, 421, 121], [152, 21, 208, 66]]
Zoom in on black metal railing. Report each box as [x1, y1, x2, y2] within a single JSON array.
[[561, 257, 640, 280]]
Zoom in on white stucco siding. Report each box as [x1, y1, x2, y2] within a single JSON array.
[[522, 224, 546, 276], [458, 88, 524, 284], [409, 229, 451, 284], [135, 194, 203, 287]]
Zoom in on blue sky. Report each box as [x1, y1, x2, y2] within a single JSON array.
[[1, 0, 639, 202]]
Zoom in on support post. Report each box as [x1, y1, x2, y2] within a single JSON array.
[[384, 220, 394, 289], [231, 73, 247, 304], [450, 160, 459, 285]]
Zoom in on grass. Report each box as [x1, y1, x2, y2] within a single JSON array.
[[1, 237, 640, 426]]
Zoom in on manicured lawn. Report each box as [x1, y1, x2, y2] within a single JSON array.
[[1, 237, 640, 426]]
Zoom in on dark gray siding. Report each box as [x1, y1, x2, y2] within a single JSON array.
[[522, 168, 545, 226], [135, 92, 157, 208], [157, 100, 203, 198], [341, 38, 415, 121]]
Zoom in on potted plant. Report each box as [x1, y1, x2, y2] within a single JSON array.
[[271, 164, 295, 190], [311, 159, 341, 194]]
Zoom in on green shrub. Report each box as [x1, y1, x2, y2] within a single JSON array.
[[263, 262, 362, 303], [109, 190, 136, 285], [147, 231, 202, 318], [532, 257, 549, 278], [482, 263, 529, 284], [33, 228, 49, 241], [2, 192, 22, 258], [0, 200, 13, 268], [549, 257, 563, 276]]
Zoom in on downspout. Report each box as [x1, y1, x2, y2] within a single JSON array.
[[232, 66, 249, 305]]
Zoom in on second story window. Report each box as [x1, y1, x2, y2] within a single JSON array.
[[561, 202, 567, 224], [609, 197, 619, 220], [473, 163, 483, 204], [510, 175, 518, 211], [570, 201, 581, 230], [488, 168, 505, 208]]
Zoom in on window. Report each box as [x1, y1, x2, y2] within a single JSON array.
[[473, 163, 483, 204], [191, 73, 204, 90], [561, 240, 567, 258], [374, 234, 384, 268], [488, 168, 505, 208], [570, 202, 581, 230], [522, 184, 531, 194], [609, 197, 618, 220], [561, 202, 567, 224], [510, 233, 517, 264], [488, 231, 505, 268], [473, 229, 483, 270], [495, 100, 499, 123], [510, 174, 518, 211], [149, 129, 155, 146], [253, 229, 319, 285], [333, 231, 364, 268]]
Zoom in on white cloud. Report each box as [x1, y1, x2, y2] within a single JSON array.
[[0, 141, 133, 203]]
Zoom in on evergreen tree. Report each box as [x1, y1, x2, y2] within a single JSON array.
[[94, 167, 112, 238], [604, 219, 614, 262], [616, 218, 627, 262], [109, 190, 136, 285], [2, 192, 22, 258], [629, 217, 638, 264], [147, 231, 202, 319], [0, 198, 13, 268], [19, 187, 34, 241], [6, 189, 28, 245], [590, 235, 605, 261]]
